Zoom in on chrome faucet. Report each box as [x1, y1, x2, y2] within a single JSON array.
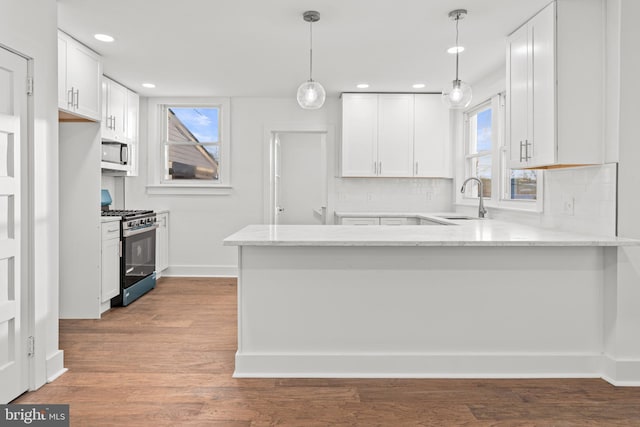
[[461, 177, 487, 218]]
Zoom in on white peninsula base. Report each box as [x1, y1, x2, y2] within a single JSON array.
[[225, 225, 640, 385]]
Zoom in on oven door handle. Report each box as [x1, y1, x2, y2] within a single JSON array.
[[122, 223, 159, 237]]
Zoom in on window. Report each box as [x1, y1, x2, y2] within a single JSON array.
[[466, 105, 493, 198], [461, 93, 541, 210], [163, 106, 220, 181], [146, 97, 230, 195]]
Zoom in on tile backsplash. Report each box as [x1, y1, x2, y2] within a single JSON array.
[[334, 178, 453, 214], [457, 163, 617, 236]]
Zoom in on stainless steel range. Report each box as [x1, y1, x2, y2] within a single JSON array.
[[102, 209, 158, 306]]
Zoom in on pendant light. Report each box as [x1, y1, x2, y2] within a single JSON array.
[[442, 9, 472, 109], [297, 10, 326, 109]]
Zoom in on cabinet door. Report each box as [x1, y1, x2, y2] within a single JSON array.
[[101, 237, 120, 302], [529, 2, 556, 166], [155, 213, 169, 275], [126, 90, 139, 143], [341, 94, 378, 177], [506, 24, 531, 168], [102, 77, 128, 142], [66, 41, 101, 120], [413, 95, 451, 177], [340, 217, 379, 225], [57, 35, 69, 110], [377, 94, 414, 177], [125, 91, 139, 176], [380, 217, 409, 225]]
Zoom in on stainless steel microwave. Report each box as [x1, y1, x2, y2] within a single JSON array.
[[101, 142, 128, 165]]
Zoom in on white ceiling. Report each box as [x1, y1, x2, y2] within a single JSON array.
[[57, 0, 550, 98]]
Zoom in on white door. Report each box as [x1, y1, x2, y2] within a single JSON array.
[[0, 47, 27, 403], [274, 132, 327, 225]]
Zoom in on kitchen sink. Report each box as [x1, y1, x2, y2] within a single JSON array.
[[436, 215, 479, 220]]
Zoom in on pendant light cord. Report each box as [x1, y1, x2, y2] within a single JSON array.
[[309, 21, 314, 81], [455, 14, 460, 82]]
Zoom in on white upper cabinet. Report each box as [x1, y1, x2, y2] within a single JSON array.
[[377, 95, 414, 177], [341, 94, 378, 176], [57, 31, 102, 121], [414, 94, 451, 177], [506, 0, 603, 169], [341, 93, 451, 178], [102, 77, 128, 142], [101, 76, 140, 176]]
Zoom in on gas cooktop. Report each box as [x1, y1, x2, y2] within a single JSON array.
[[101, 209, 154, 219]]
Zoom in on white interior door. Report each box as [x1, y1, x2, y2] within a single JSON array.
[[0, 47, 27, 404], [274, 132, 327, 225]]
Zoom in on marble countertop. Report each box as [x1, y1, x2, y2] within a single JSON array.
[[223, 220, 638, 247]]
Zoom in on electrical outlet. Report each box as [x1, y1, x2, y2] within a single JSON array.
[[366, 193, 374, 201], [561, 195, 575, 216]]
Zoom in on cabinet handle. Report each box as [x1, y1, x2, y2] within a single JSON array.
[[525, 139, 532, 161], [67, 88, 74, 108], [74, 89, 80, 108], [415, 162, 419, 175], [379, 162, 382, 175], [373, 161, 377, 175]]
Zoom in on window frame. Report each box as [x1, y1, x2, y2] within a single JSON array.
[[457, 93, 543, 212], [146, 97, 231, 195]]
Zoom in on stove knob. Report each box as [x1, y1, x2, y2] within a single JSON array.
[[128, 221, 134, 227]]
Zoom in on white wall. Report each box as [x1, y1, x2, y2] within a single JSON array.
[[0, 0, 62, 388], [617, 0, 640, 239], [100, 175, 124, 210]]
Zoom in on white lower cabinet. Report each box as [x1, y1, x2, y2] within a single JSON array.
[[380, 217, 418, 225], [156, 212, 169, 276], [340, 217, 380, 225], [101, 221, 120, 313]]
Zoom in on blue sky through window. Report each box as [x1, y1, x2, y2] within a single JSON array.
[[476, 108, 492, 152], [171, 107, 220, 143]]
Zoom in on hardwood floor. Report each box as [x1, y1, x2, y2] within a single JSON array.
[[14, 277, 640, 426]]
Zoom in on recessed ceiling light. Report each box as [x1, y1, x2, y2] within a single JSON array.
[[356, 83, 369, 89], [142, 83, 156, 89], [94, 34, 115, 43], [447, 46, 465, 54], [412, 83, 426, 89]]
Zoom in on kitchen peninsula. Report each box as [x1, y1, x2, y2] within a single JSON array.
[[224, 221, 640, 385]]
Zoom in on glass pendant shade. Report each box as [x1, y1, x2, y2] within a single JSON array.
[[297, 80, 326, 109], [442, 79, 472, 109]]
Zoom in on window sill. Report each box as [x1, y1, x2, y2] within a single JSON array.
[[146, 184, 232, 196]]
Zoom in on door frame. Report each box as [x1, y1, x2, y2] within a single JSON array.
[[262, 123, 335, 225]]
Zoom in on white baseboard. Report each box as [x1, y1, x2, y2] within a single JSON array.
[[163, 265, 238, 277], [46, 350, 67, 383], [602, 355, 640, 386], [234, 353, 603, 379]]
